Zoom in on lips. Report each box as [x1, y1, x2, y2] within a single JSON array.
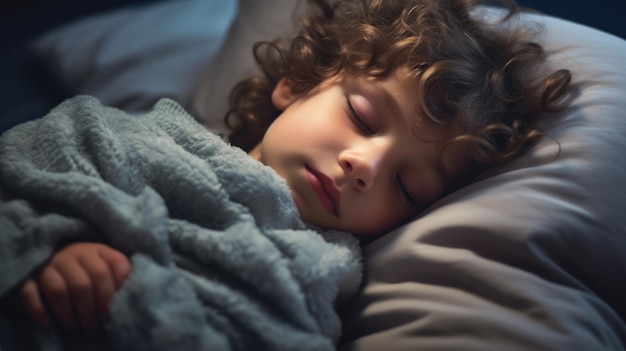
[[305, 166, 340, 216]]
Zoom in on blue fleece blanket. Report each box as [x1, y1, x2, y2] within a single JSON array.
[[0, 96, 362, 351]]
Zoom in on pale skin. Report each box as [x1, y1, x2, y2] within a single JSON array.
[[20, 69, 470, 333]]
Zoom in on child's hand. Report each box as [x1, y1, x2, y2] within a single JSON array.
[[19, 243, 131, 334]]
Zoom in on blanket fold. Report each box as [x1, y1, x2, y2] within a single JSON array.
[[0, 96, 362, 351]]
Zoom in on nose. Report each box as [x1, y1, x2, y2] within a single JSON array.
[[338, 144, 387, 192]]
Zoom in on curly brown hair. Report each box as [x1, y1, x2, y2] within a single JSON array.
[[226, 0, 571, 172]]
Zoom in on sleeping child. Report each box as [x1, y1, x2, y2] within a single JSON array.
[[0, 0, 571, 350]]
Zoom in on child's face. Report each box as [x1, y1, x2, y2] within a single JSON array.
[[253, 70, 471, 236]]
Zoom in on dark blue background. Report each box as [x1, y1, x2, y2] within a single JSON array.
[[516, 0, 625, 40]]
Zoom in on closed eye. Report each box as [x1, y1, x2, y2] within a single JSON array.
[[346, 98, 374, 135], [396, 173, 418, 207]]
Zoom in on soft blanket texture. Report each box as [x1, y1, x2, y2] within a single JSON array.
[[0, 96, 362, 351]]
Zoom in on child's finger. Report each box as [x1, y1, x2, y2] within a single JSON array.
[[80, 250, 117, 322], [54, 257, 98, 334], [38, 267, 76, 332], [19, 279, 51, 328], [98, 246, 131, 290]]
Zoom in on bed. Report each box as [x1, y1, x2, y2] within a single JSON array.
[[1, 0, 625, 350]]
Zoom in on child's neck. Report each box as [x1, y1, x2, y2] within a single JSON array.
[[248, 144, 261, 161]]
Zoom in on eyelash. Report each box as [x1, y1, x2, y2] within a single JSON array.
[[396, 174, 418, 207], [346, 99, 374, 135]]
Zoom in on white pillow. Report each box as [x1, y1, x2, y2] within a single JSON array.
[[30, 0, 238, 113]]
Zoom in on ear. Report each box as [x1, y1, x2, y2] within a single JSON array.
[[271, 78, 298, 111]]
